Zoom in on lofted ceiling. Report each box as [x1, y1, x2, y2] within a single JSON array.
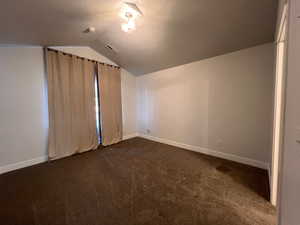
[[0, 0, 278, 75]]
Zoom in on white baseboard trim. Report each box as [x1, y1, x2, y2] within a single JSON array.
[[123, 133, 139, 140], [139, 134, 269, 170], [0, 156, 48, 175], [0, 133, 269, 174], [0, 133, 138, 174]]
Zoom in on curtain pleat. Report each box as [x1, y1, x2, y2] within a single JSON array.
[[98, 64, 123, 146], [46, 50, 98, 160]]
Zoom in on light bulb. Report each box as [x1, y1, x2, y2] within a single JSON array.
[[127, 19, 136, 30], [121, 19, 136, 32], [121, 23, 129, 32]]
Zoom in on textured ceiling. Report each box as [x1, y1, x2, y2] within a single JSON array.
[[0, 0, 278, 75]]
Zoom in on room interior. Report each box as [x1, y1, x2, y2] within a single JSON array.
[[0, 0, 299, 225]]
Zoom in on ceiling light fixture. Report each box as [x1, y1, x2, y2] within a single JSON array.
[[120, 2, 143, 20], [121, 19, 136, 32], [120, 2, 142, 33]]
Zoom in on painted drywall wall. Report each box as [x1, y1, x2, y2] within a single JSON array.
[[121, 69, 137, 137], [0, 47, 48, 169], [137, 43, 275, 166], [279, 1, 300, 224], [50, 47, 137, 137], [50, 46, 117, 66]]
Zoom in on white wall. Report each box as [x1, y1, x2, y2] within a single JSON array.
[[0, 47, 48, 170], [279, 1, 300, 224], [50, 46, 117, 66], [0, 44, 274, 173], [0, 46, 137, 173], [137, 43, 275, 167], [50, 46, 137, 137], [121, 69, 137, 137]]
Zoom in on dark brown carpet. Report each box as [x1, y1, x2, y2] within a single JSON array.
[[0, 137, 276, 225]]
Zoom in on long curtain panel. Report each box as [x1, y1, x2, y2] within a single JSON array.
[[98, 64, 123, 146], [46, 49, 98, 160]]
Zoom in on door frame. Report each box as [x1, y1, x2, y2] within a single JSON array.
[[270, 3, 288, 207]]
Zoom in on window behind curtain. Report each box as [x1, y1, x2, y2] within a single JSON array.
[[95, 74, 101, 144]]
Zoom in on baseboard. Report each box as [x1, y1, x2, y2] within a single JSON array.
[[123, 133, 139, 140], [139, 134, 269, 170], [0, 133, 138, 174], [0, 133, 268, 174], [0, 156, 48, 175]]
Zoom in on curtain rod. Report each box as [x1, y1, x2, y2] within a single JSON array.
[[45, 48, 121, 69]]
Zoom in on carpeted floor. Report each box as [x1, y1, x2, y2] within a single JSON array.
[[0, 137, 276, 225]]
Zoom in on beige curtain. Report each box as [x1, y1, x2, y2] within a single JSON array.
[[98, 64, 123, 146], [46, 50, 98, 160]]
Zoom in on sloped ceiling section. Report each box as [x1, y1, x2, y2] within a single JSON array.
[[0, 0, 278, 75]]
